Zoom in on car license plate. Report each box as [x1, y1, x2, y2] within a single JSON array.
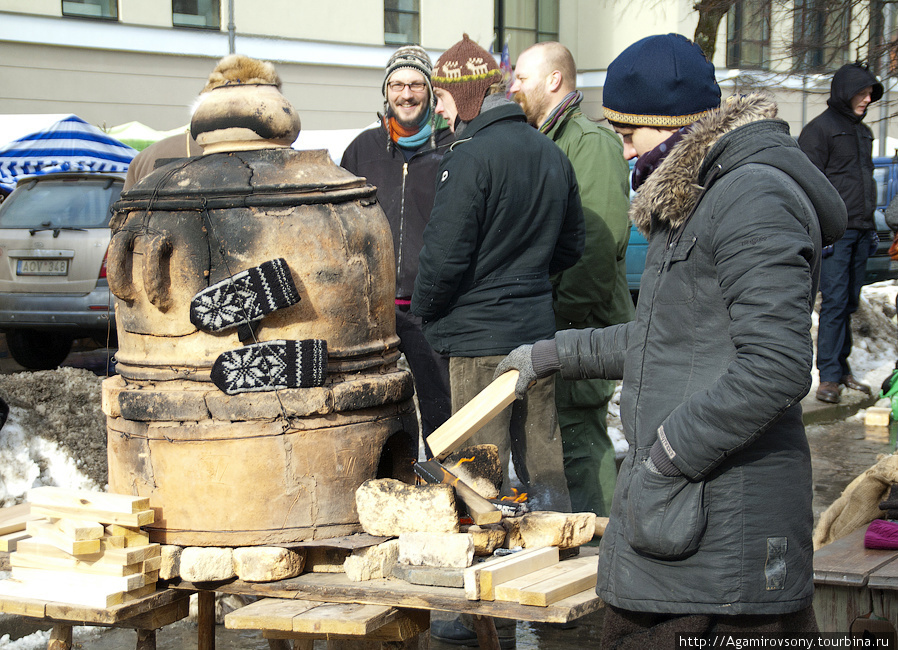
[[16, 259, 68, 276]]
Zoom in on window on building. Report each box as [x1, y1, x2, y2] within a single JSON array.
[[793, 0, 851, 72], [385, 0, 419, 46], [727, 0, 771, 70], [173, 0, 220, 29], [61, 0, 117, 20], [495, 0, 559, 62]]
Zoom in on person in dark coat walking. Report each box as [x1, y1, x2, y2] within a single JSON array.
[[341, 46, 453, 451], [494, 33, 847, 642], [798, 63, 883, 403]]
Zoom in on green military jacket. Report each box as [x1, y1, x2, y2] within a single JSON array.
[[546, 106, 634, 330]]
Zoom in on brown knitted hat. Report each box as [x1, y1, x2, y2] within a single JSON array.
[[432, 34, 502, 122]]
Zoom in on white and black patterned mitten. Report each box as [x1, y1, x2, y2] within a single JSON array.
[[211, 339, 327, 395], [190, 258, 300, 335]]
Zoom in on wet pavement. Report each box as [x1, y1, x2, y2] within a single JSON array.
[[0, 344, 891, 648]]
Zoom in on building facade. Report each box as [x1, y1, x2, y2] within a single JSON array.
[[0, 0, 894, 149]]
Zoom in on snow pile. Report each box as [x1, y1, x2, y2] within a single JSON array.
[[0, 367, 106, 506]]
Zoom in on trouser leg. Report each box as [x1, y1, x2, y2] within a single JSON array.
[[395, 305, 451, 453], [556, 375, 617, 516], [449, 356, 570, 513]]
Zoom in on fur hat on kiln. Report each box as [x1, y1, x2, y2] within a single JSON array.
[[191, 54, 299, 153]]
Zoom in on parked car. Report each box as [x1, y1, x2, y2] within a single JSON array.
[[0, 173, 122, 369], [625, 155, 898, 298]]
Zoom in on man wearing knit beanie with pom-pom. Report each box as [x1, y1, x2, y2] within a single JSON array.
[[493, 33, 847, 642], [413, 33, 584, 647], [341, 45, 454, 455]]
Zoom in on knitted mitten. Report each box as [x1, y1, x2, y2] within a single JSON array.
[[190, 258, 299, 335], [211, 339, 327, 395]]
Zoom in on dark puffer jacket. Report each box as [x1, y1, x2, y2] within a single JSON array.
[[798, 63, 882, 230], [411, 102, 584, 356], [341, 124, 454, 299], [554, 95, 847, 615]]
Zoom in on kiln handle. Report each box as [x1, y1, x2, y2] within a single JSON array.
[[144, 233, 174, 312], [107, 230, 137, 301]]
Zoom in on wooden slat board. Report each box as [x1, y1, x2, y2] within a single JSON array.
[[31, 504, 154, 528], [227, 598, 398, 636], [814, 528, 898, 587], [25, 521, 100, 555], [427, 370, 518, 460], [0, 503, 42, 536], [11, 547, 142, 577], [519, 560, 598, 606], [292, 603, 398, 635], [226, 598, 326, 631], [479, 546, 560, 601], [866, 552, 898, 590], [27, 487, 150, 514], [494, 556, 597, 605]]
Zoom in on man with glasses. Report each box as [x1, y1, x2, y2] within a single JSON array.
[[342, 45, 453, 454]]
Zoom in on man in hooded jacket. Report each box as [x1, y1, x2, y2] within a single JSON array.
[[799, 63, 883, 404], [494, 33, 847, 641]]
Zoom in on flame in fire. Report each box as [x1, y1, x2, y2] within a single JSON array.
[[500, 488, 528, 503], [452, 456, 474, 469]]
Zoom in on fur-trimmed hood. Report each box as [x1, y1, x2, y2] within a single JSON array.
[[630, 93, 846, 247]]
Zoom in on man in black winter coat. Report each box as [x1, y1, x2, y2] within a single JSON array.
[[799, 63, 883, 404]]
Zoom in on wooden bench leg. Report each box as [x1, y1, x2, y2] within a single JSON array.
[[47, 624, 72, 650], [197, 591, 216, 650], [472, 615, 501, 650], [136, 628, 157, 650]]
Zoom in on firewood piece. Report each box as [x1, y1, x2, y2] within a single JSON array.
[[414, 460, 502, 525], [426, 371, 518, 460], [11, 545, 142, 576]]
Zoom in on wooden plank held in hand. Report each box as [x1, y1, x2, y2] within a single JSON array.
[[427, 370, 519, 461]]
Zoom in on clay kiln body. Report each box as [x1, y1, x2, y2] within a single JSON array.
[[104, 146, 417, 546]]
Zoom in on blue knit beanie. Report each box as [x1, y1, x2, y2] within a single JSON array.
[[603, 34, 721, 127]]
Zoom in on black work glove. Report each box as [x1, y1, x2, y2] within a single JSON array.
[[494, 340, 561, 400]]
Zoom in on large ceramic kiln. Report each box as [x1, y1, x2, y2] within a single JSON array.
[[102, 80, 417, 546]]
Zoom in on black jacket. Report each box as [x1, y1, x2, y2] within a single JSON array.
[[341, 124, 454, 299], [411, 102, 584, 356], [798, 63, 882, 230], [555, 95, 846, 615]]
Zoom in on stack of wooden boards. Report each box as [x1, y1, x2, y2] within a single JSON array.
[[0, 487, 161, 608], [464, 547, 597, 607]]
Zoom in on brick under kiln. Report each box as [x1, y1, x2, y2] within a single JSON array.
[[102, 82, 417, 547]]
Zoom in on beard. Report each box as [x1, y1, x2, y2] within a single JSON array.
[[389, 99, 427, 129], [514, 89, 548, 128]]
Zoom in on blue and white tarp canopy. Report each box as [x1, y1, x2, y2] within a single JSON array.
[[0, 114, 137, 193]]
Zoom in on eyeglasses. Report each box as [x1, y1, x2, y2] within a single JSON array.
[[388, 81, 427, 93]]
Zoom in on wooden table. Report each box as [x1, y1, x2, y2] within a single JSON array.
[[813, 526, 898, 632], [0, 587, 191, 650], [175, 549, 604, 650]]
